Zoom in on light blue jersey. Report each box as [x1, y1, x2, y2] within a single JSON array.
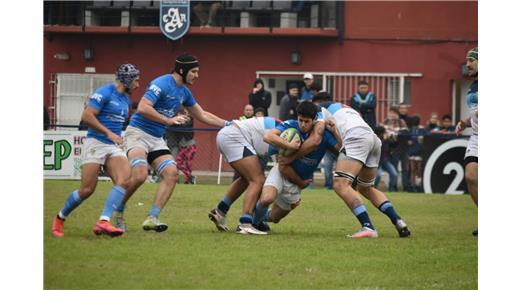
[[129, 74, 197, 137], [270, 120, 337, 180], [87, 83, 130, 144]]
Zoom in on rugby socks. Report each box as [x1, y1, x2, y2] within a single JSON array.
[[378, 201, 401, 225], [149, 204, 162, 218], [100, 186, 126, 221], [58, 190, 83, 219], [239, 214, 254, 224], [352, 204, 375, 230], [252, 201, 268, 225], [116, 200, 126, 213], [217, 196, 233, 215]]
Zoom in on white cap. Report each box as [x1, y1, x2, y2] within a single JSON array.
[[303, 73, 313, 80]]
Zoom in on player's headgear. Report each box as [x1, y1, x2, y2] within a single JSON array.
[[466, 47, 478, 61], [116, 63, 140, 89], [174, 53, 199, 83]]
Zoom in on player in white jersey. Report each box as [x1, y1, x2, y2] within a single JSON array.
[[209, 116, 281, 235], [456, 47, 478, 236], [288, 92, 410, 238]]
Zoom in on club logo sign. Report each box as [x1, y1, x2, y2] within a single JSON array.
[[160, 0, 190, 41], [422, 138, 469, 194]]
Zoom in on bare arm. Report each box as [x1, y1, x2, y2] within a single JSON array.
[[292, 121, 325, 160], [82, 107, 123, 145], [278, 160, 312, 189], [455, 116, 472, 135], [326, 119, 342, 153], [186, 103, 228, 128], [137, 98, 188, 126], [263, 129, 300, 151]]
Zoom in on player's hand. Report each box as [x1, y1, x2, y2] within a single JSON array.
[[299, 179, 313, 189], [108, 132, 124, 145], [288, 137, 301, 150], [325, 118, 336, 131], [455, 121, 466, 136], [167, 115, 189, 126]]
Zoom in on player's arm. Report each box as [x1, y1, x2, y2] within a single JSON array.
[[137, 97, 188, 126], [278, 161, 312, 189], [291, 121, 325, 160], [81, 107, 123, 145], [455, 116, 472, 135], [326, 119, 342, 153], [186, 103, 229, 128], [263, 128, 300, 151]]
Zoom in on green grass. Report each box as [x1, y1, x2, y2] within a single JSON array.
[[44, 180, 477, 289]]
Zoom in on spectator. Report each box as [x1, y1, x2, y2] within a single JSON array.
[[300, 73, 314, 102], [279, 83, 299, 120], [248, 78, 272, 116], [374, 126, 398, 192], [384, 107, 412, 192], [239, 104, 254, 120], [407, 115, 429, 192], [44, 106, 50, 130], [398, 103, 412, 129], [192, 1, 222, 27], [165, 108, 197, 184], [426, 112, 440, 131], [254, 107, 266, 117], [432, 114, 456, 135], [350, 80, 377, 130]]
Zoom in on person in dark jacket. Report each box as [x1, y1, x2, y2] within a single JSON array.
[[279, 83, 299, 121], [248, 78, 272, 116], [349, 80, 377, 130]]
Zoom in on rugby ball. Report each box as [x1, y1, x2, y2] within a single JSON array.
[[279, 128, 301, 156]]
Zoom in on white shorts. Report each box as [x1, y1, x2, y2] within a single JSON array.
[[216, 125, 257, 163], [124, 125, 169, 154], [338, 127, 381, 168], [264, 164, 301, 211], [465, 134, 478, 159], [82, 137, 126, 165]]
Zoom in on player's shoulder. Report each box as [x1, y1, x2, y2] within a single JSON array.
[[93, 83, 115, 98]]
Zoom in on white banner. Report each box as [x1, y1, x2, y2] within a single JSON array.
[[44, 131, 87, 179]]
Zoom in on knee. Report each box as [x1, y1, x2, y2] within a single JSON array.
[[132, 170, 148, 186], [251, 175, 266, 188], [333, 178, 352, 192], [161, 169, 179, 187]]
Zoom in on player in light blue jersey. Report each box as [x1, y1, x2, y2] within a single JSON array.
[[252, 102, 342, 232], [51, 64, 140, 238], [114, 53, 230, 232], [208, 116, 280, 235], [456, 47, 478, 236]]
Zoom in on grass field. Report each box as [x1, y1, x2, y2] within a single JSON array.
[[44, 180, 477, 289]]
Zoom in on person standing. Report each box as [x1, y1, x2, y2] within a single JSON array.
[[115, 53, 230, 233], [279, 83, 299, 121], [51, 64, 140, 237], [456, 47, 478, 236], [300, 73, 314, 102], [248, 79, 272, 116], [350, 80, 377, 130]]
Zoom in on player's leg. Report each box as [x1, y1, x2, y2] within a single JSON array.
[[252, 185, 278, 229], [231, 155, 266, 235], [142, 151, 178, 232], [268, 202, 296, 224], [92, 155, 131, 237], [52, 163, 100, 237], [209, 176, 248, 231], [334, 158, 377, 238], [465, 162, 478, 206], [357, 166, 410, 238], [119, 147, 149, 209]]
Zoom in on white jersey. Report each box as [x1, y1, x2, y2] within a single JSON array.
[[234, 117, 278, 156], [321, 102, 372, 138]]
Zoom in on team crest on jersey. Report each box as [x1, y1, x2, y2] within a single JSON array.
[[160, 0, 190, 41]]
